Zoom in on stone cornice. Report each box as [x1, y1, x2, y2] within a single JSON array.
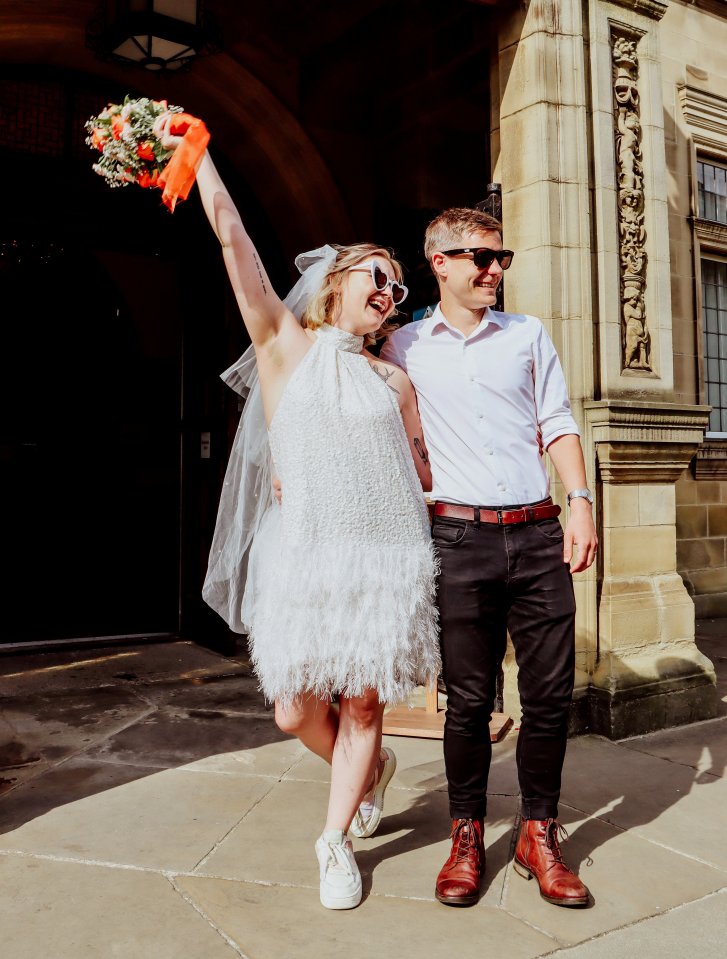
[[605, 0, 669, 21], [681, 0, 727, 18], [695, 218, 727, 250], [585, 400, 711, 435], [585, 400, 710, 482], [679, 84, 727, 153], [694, 440, 727, 479]]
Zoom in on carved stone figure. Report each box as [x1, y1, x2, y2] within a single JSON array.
[[612, 31, 651, 372], [622, 283, 650, 370]]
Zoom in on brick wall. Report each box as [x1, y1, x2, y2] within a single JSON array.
[[676, 471, 727, 616]]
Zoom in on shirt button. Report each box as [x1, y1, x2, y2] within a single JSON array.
[[478, 413, 485, 419], [486, 448, 494, 456], [497, 483, 507, 491]]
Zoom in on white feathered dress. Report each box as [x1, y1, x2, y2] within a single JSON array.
[[241, 323, 440, 706]]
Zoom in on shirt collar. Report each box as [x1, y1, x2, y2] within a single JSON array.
[[425, 303, 504, 340]]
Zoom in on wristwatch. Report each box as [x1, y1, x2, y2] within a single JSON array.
[[567, 488, 594, 506]]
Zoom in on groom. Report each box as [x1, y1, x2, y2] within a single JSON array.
[[380, 207, 598, 908]]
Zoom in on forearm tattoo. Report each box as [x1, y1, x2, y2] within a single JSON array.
[[413, 437, 429, 464], [252, 252, 268, 295], [372, 363, 399, 394]]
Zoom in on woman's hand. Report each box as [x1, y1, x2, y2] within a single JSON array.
[[153, 113, 184, 151]]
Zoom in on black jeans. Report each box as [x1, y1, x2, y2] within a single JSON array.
[[434, 511, 576, 821]]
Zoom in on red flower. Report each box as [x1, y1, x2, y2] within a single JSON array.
[[137, 140, 155, 161], [91, 128, 107, 151], [136, 168, 160, 189], [111, 115, 125, 140]]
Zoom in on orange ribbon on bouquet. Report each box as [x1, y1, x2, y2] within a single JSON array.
[[157, 112, 210, 212]]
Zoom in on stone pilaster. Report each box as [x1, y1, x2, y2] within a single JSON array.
[[583, 0, 718, 735], [493, 0, 598, 725], [584, 401, 716, 735], [495, 0, 717, 735]]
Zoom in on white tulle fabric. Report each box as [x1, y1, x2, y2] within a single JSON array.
[[241, 323, 440, 705], [202, 245, 339, 632]]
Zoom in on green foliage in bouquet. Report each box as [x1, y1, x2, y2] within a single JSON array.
[[85, 96, 184, 189]]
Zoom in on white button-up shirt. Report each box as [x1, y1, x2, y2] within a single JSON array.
[[380, 304, 579, 506]]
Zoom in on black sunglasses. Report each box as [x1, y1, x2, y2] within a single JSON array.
[[441, 248, 515, 270]]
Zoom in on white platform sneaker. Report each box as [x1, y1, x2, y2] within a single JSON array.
[[350, 747, 397, 839], [315, 829, 362, 910]]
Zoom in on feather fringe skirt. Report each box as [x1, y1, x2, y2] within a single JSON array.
[[242, 506, 440, 707]]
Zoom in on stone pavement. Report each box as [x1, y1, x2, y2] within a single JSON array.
[[1, 624, 725, 959]]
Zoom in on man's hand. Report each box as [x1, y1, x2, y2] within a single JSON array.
[[563, 499, 598, 572], [272, 476, 282, 505]]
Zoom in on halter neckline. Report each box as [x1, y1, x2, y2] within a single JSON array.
[[318, 323, 365, 354]]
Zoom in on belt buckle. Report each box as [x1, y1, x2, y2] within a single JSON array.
[[496, 509, 504, 525]]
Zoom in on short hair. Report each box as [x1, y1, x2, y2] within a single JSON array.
[[424, 207, 503, 263], [301, 243, 404, 345]]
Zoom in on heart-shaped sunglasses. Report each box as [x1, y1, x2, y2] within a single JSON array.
[[348, 260, 408, 305]]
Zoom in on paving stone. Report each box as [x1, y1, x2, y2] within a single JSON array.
[[543, 889, 727, 959], [619, 716, 727, 776], [0, 855, 239, 959], [1, 687, 152, 762], [198, 774, 519, 905], [0, 758, 274, 872], [0, 642, 248, 697], [176, 875, 557, 959], [560, 735, 727, 871], [501, 804, 726, 947], [283, 730, 520, 796], [86, 709, 299, 777]]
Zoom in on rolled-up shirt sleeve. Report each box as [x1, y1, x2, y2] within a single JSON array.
[[534, 321, 580, 448]]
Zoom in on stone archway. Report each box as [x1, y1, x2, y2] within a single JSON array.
[[0, 6, 353, 261]]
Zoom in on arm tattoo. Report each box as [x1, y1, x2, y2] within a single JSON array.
[[413, 437, 429, 464], [252, 252, 268, 295], [372, 363, 400, 394]]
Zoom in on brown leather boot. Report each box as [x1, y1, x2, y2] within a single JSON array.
[[513, 818, 589, 907], [435, 818, 485, 906]]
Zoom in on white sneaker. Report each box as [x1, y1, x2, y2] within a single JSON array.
[[350, 747, 397, 839], [315, 829, 362, 910]]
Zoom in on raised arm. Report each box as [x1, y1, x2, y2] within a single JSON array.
[[194, 152, 289, 348], [155, 112, 290, 348]]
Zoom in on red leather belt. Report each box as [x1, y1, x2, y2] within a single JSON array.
[[433, 499, 561, 525]]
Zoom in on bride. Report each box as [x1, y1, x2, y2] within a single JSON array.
[[161, 126, 439, 910]]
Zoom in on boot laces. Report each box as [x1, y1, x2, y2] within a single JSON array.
[[544, 819, 569, 869], [452, 819, 480, 865]]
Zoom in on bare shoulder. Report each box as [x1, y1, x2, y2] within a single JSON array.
[[364, 351, 413, 398]]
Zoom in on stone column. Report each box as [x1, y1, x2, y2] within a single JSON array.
[[585, 400, 716, 734], [492, 0, 598, 724], [493, 0, 717, 734], [585, 0, 717, 735]]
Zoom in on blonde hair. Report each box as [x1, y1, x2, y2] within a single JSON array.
[[424, 207, 502, 265], [301, 243, 404, 345]]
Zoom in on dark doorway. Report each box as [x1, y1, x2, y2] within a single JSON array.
[[0, 70, 244, 647], [1, 241, 183, 641]]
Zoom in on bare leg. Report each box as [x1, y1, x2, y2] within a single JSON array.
[[325, 690, 385, 832], [275, 693, 339, 763]]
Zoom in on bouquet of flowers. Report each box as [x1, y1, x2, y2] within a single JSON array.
[[85, 96, 210, 211]]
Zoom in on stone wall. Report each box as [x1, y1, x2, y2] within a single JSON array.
[[659, 1, 727, 616], [494, 0, 718, 736]]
